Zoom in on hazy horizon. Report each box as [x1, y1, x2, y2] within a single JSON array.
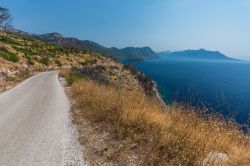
[[1, 0, 250, 59]]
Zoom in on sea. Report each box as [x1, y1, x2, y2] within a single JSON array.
[[127, 58, 250, 127]]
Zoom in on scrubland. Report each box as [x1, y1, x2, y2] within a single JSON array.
[[64, 69, 250, 165]]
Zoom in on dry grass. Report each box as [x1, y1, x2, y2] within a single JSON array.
[[71, 79, 250, 165]]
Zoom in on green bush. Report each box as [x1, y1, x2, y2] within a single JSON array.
[[12, 46, 35, 56], [25, 55, 34, 65], [12, 45, 22, 52], [22, 48, 35, 56], [80, 59, 97, 66], [0, 48, 19, 62], [66, 72, 83, 85], [21, 35, 35, 42], [0, 36, 18, 45], [40, 57, 49, 65], [55, 59, 62, 67]]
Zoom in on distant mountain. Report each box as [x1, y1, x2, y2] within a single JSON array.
[[11, 30, 236, 62], [108, 46, 157, 61], [34, 33, 158, 61], [35, 32, 64, 43], [157, 51, 172, 57], [163, 49, 237, 61], [7, 28, 36, 36]]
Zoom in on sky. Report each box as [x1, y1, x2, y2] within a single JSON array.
[[1, 0, 250, 59]]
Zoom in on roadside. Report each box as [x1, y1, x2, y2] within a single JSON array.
[[0, 67, 32, 93], [60, 65, 149, 165], [67, 87, 145, 166], [62, 67, 250, 165]]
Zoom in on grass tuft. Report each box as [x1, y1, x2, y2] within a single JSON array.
[[0, 48, 19, 62]]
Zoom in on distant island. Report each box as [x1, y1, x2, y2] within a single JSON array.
[[158, 49, 238, 61]]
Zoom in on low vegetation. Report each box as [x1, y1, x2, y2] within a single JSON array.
[[65, 69, 250, 165], [0, 30, 90, 91], [0, 47, 19, 62], [123, 64, 156, 96]]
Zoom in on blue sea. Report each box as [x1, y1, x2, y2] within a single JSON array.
[[128, 58, 250, 126]]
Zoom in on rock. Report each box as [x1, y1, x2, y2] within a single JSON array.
[[129, 143, 138, 150], [22, 64, 28, 68], [202, 151, 229, 166]]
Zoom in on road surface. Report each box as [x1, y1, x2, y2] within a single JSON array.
[[0, 71, 85, 166]]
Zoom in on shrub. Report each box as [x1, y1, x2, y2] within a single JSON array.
[[0, 36, 18, 45], [12, 45, 22, 52], [80, 59, 97, 66], [55, 59, 62, 67], [12, 46, 35, 56], [124, 64, 155, 95], [0, 48, 19, 62], [73, 66, 110, 84], [66, 71, 83, 85], [40, 57, 49, 65], [25, 56, 34, 65], [16, 69, 30, 80], [22, 48, 35, 56]]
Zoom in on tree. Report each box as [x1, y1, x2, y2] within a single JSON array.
[[0, 7, 11, 27], [4, 17, 13, 31], [0, 7, 12, 41]]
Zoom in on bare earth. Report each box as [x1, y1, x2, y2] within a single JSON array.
[[0, 71, 85, 166]]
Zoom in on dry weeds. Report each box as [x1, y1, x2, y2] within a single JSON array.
[[70, 79, 250, 165]]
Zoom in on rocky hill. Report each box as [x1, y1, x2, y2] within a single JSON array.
[[33, 32, 159, 61], [0, 31, 152, 93]]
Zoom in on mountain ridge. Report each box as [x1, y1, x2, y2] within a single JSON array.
[[9, 30, 238, 61], [35, 32, 238, 61], [33, 32, 158, 61]]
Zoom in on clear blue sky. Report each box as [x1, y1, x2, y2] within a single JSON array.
[[1, 0, 250, 59]]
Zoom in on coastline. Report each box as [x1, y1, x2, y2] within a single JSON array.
[[123, 61, 167, 108], [152, 80, 167, 107]]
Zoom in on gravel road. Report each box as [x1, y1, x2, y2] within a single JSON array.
[[0, 71, 85, 166]]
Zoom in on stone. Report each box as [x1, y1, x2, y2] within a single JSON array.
[[202, 151, 229, 166]]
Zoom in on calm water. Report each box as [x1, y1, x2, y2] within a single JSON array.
[[128, 59, 250, 126]]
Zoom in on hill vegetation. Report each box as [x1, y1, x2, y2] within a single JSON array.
[[0, 30, 125, 91], [33, 32, 159, 61]]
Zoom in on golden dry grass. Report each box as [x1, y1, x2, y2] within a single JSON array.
[[71, 79, 250, 165]]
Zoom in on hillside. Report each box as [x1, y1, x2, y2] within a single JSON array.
[[34, 32, 159, 61], [0, 31, 149, 93], [109, 46, 156, 61], [160, 49, 237, 61]]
